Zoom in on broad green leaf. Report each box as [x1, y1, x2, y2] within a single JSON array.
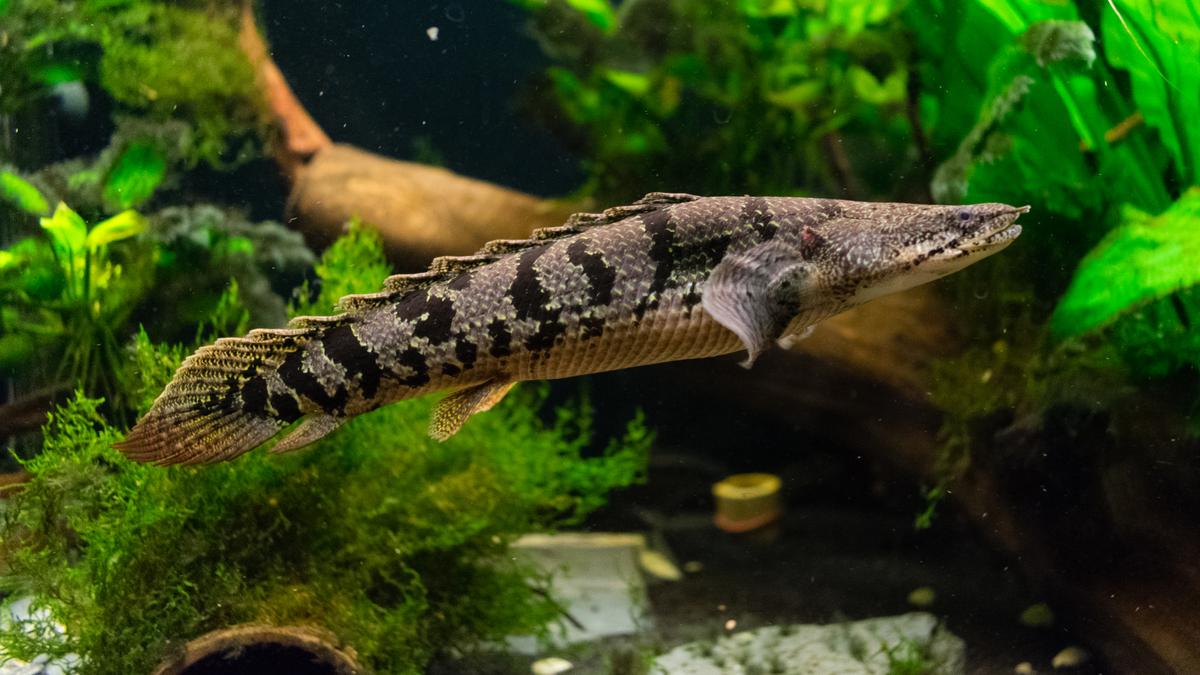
[[602, 69, 651, 97], [86, 210, 147, 249], [33, 62, 84, 86], [1102, 0, 1200, 184], [0, 171, 50, 215], [1109, 285, 1200, 377], [564, 0, 615, 32], [976, 0, 1078, 33], [738, 0, 798, 18], [103, 141, 167, 210], [0, 250, 14, 269], [40, 202, 88, 261], [825, 0, 901, 35], [1051, 188, 1200, 338]]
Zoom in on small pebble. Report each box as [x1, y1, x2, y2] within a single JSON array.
[[1019, 602, 1055, 628], [1052, 646, 1090, 669], [531, 656, 573, 675], [426, 26, 439, 41], [1014, 662, 1036, 674], [907, 586, 937, 608]]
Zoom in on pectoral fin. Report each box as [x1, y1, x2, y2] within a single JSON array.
[[429, 380, 517, 441], [269, 413, 344, 455], [701, 240, 813, 368]]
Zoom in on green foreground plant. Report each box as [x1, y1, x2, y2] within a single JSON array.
[[0, 226, 652, 675]]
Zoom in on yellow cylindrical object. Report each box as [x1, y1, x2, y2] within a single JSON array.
[[712, 473, 782, 533]]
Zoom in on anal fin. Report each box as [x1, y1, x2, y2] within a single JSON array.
[[269, 413, 344, 455], [429, 380, 516, 441]]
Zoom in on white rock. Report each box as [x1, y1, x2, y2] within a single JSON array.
[[651, 612, 966, 675], [531, 656, 574, 675]]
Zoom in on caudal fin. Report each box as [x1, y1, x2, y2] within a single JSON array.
[[117, 327, 314, 465]]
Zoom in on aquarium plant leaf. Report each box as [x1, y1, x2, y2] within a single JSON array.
[[103, 140, 167, 210], [86, 209, 146, 250], [564, 0, 616, 31], [40, 202, 88, 263], [0, 170, 50, 215], [1051, 188, 1200, 338], [1102, 0, 1200, 184]]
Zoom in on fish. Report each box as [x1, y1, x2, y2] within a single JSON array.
[[117, 193, 1027, 465]]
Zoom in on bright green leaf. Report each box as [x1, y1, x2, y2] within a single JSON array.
[[33, 62, 84, 86], [103, 141, 167, 210], [602, 69, 651, 97], [86, 210, 147, 249], [976, 0, 1078, 33], [738, 0, 798, 19], [40, 202, 88, 261], [1102, 0, 1200, 184], [564, 0, 616, 32], [0, 171, 50, 215], [1052, 188, 1200, 338]]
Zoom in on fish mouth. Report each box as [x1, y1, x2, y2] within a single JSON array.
[[961, 205, 1028, 253]]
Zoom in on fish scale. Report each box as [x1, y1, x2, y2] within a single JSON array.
[[118, 193, 1028, 465]]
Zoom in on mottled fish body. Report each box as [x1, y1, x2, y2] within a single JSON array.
[[119, 193, 1027, 465]]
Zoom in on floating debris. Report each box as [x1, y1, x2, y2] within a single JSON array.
[[426, 26, 439, 41], [908, 586, 937, 608], [639, 548, 683, 581], [531, 656, 573, 675], [1019, 602, 1055, 628], [1051, 646, 1089, 669]]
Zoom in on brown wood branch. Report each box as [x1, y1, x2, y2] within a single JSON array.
[[238, 0, 331, 179], [154, 624, 361, 675], [286, 144, 583, 268]]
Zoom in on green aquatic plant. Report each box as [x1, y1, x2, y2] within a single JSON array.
[[0, 201, 152, 413], [289, 217, 393, 319], [0, 0, 264, 166], [141, 204, 316, 339], [905, 0, 1200, 515], [0, 226, 652, 675], [514, 0, 916, 200]]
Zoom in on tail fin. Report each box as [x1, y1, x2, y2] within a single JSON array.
[[117, 327, 317, 465]]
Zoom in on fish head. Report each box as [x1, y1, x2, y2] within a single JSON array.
[[797, 201, 1028, 312]]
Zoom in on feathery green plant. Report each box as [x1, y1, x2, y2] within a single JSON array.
[[0, 225, 652, 675]]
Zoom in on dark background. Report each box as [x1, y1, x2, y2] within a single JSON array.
[[262, 0, 583, 196]]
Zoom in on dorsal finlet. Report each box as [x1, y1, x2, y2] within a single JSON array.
[[324, 193, 702, 315]]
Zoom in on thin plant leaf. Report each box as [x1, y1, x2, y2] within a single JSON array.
[[86, 210, 147, 250], [0, 171, 50, 215], [40, 202, 88, 262]]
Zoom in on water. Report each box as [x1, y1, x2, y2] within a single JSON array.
[[2, 1, 1198, 674]]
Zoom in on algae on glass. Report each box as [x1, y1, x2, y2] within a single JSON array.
[[0, 226, 652, 675]]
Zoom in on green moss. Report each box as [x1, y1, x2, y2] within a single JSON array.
[[1, 1, 264, 167], [0, 226, 652, 675]]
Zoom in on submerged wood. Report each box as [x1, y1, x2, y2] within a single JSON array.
[[152, 624, 360, 675], [287, 143, 579, 267]]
